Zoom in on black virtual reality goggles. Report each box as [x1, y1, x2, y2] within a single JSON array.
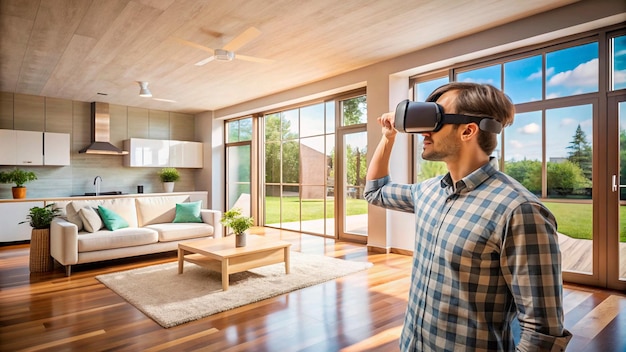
[[394, 99, 502, 134]]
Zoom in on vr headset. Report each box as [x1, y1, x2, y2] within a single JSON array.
[[394, 99, 502, 134]]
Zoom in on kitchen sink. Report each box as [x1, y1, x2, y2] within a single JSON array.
[[71, 191, 125, 197]]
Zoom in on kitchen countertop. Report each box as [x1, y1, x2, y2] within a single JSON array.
[[0, 191, 208, 204]]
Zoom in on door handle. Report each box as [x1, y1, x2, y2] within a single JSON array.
[[612, 174, 618, 192]]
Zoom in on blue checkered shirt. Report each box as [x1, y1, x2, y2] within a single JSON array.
[[364, 158, 571, 351]]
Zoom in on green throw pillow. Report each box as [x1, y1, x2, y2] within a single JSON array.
[[173, 201, 203, 223], [98, 205, 129, 231]]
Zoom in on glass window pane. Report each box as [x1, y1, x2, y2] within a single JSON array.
[[228, 145, 250, 183], [546, 105, 593, 198], [281, 185, 300, 231], [301, 185, 326, 235], [504, 55, 542, 104], [326, 101, 335, 134], [546, 42, 598, 99], [618, 101, 626, 280], [265, 141, 281, 183], [265, 185, 281, 226], [342, 96, 367, 126], [265, 113, 281, 141], [503, 111, 543, 196], [300, 136, 326, 185], [456, 64, 501, 89], [226, 120, 240, 143], [238, 118, 252, 141], [612, 35, 626, 91], [283, 109, 299, 139], [416, 76, 449, 102], [282, 140, 300, 183], [300, 103, 325, 138]]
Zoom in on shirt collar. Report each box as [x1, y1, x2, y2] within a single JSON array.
[[440, 157, 499, 193]]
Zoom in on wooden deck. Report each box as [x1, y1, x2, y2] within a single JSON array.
[[559, 233, 626, 277]]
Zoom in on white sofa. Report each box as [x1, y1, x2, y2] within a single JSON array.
[[50, 194, 222, 276]]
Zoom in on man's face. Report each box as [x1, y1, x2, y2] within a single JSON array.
[[421, 90, 462, 162]]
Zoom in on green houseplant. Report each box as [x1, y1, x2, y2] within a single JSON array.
[[158, 167, 180, 192], [20, 203, 61, 272], [20, 203, 61, 229], [0, 168, 37, 199], [220, 208, 254, 247]]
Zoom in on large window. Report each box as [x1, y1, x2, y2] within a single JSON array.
[[412, 28, 626, 289], [225, 118, 252, 214]]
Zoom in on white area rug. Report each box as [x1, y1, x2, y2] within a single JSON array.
[[96, 252, 372, 328]]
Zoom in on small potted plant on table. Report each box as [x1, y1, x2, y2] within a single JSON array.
[[220, 208, 254, 247], [158, 167, 180, 193], [0, 168, 37, 199], [20, 203, 61, 272]]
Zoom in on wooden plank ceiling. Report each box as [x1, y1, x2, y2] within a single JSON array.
[[0, 0, 578, 114]]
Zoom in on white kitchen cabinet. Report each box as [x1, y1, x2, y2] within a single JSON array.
[[169, 140, 203, 168], [1, 130, 69, 166], [16, 130, 43, 165], [0, 129, 17, 165], [44, 132, 70, 165], [124, 138, 170, 167], [0, 201, 44, 242]]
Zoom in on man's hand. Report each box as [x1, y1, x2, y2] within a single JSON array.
[[378, 112, 397, 140]]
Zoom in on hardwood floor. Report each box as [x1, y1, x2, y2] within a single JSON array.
[[1, 227, 625, 352]]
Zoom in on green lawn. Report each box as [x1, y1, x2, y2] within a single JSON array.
[[264, 196, 367, 223], [262, 197, 626, 242]]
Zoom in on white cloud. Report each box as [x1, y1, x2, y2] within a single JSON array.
[[527, 69, 542, 80], [547, 58, 598, 87], [510, 140, 524, 149], [546, 92, 561, 99], [560, 118, 577, 127], [615, 49, 626, 57], [614, 69, 626, 85], [517, 122, 540, 134]]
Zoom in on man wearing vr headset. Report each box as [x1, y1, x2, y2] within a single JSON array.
[[364, 82, 571, 351]]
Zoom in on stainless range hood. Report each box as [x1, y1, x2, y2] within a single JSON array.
[[79, 102, 128, 155]]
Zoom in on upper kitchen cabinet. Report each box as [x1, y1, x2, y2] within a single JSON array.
[[169, 140, 203, 168], [124, 138, 203, 168], [0, 130, 45, 166], [124, 138, 170, 167], [44, 132, 70, 165], [0, 130, 70, 166]]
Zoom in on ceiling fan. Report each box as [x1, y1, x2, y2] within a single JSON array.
[[175, 26, 273, 66]]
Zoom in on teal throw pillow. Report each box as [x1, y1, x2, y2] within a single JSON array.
[[173, 201, 203, 223], [98, 205, 129, 231]]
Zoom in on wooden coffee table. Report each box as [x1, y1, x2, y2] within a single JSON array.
[[177, 235, 291, 291]]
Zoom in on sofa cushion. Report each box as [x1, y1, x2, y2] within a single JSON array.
[[173, 201, 203, 223], [79, 207, 103, 233], [144, 223, 214, 242], [68, 198, 139, 228], [77, 227, 159, 252], [65, 202, 84, 231], [136, 195, 190, 227], [98, 205, 129, 231]]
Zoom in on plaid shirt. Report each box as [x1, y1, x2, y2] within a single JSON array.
[[364, 158, 571, 351]]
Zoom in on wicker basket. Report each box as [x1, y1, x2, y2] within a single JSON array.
[[30, 228, 53, 272]]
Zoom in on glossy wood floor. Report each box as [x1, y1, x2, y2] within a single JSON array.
[[1, 227, 625, 352]]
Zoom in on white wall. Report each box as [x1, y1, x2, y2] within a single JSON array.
[[207, 0, 626, 251]]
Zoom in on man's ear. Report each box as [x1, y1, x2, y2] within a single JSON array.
[[460, 123, 479, 141]]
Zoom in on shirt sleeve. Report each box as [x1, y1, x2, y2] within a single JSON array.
[[363, 176, 415, 213], [501, 202, 572, 351]]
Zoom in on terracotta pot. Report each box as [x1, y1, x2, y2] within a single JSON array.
[[12, 187, 26, 199]]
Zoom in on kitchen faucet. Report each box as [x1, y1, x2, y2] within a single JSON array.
[[94, 176, 102, 196]]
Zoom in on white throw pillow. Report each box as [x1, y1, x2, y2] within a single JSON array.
[[65, 202, 84, 231], [79, 207, 103, 233]]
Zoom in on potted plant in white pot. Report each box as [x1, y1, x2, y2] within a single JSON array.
[[220, 208, 254, 247], [158, 167, 180, 193], [20, 203, 61, 272], [0, 168, 37, 199]]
